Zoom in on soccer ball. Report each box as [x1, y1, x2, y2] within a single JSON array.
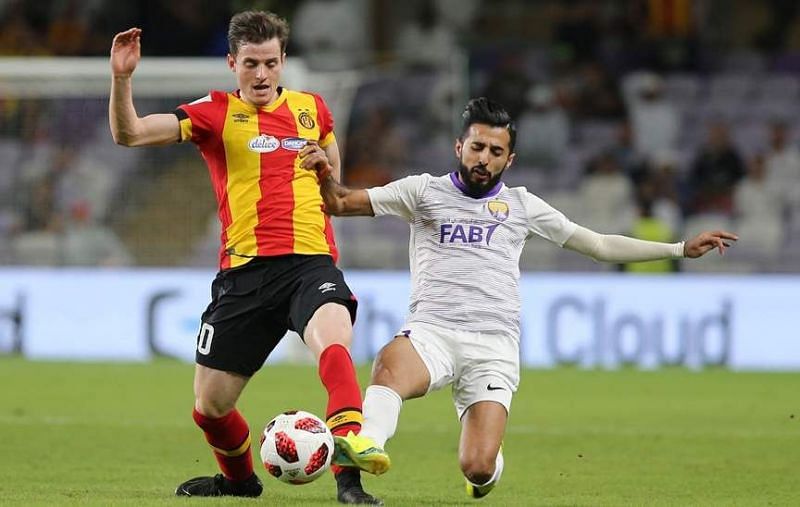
[[259, 410, 334, 484]]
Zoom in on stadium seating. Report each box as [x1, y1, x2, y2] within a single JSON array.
[[1, 68, 799, 272]]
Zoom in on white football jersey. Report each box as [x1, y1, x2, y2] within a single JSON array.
[[366, 172, 577, 338]]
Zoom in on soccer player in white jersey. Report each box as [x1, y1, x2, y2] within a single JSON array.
[[316, 97, 737, 499]]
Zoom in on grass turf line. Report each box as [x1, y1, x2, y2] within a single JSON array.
[[0, 357, 798, 506]]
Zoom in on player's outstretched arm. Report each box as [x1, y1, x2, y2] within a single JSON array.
[[300, 141, 374, 216], [317, 174, 374, 217], [564, 225, 738, 263], [109, 28, 180, 147]]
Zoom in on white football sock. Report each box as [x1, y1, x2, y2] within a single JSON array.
[[359, 385, 402, 448], [490, 448, 504, 484]]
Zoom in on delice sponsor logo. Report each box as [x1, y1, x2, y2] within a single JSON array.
[[248, 134, 280, 153]]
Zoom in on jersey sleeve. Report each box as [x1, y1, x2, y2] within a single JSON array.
[[366, 174, 430, 221], [313, 94, 336, 148], [522, 191, 578, 246], [174, 92, 223, 145]]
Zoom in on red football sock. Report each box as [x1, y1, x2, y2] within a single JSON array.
[[192, 408, 254, 482], [318, 344, 363, 438]]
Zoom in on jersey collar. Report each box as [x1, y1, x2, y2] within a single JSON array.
[[232, 86, 286, 112], [449, 171, 504, 199]]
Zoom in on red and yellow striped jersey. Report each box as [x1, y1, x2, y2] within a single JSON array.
[[176, 87, 338, 270]]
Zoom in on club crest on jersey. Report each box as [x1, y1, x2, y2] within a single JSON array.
[[248, 134, 279, 153], [487, 200, 509, 222], [298, 111, 316, 129], [281, 137, 308, 151]]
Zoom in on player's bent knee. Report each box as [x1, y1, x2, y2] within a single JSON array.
[[305, 302, 353, 351], [461, 465, 494, 485], [372, 338, 411, 378], [192, 365, 248, 418], [371, 339, 429, 399], [371, 353, 408, 392], [370, 354, 396, 384], [194, 397, 235, 419], [460, 455, 496, 485]]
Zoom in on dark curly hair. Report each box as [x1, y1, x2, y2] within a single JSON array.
[[460, 97, 516, 152]]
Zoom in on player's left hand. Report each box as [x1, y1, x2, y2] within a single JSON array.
[[299, 140, 333, 179], [684, 230, 738, 258]]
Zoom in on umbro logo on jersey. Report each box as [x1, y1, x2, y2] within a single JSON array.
[[486, 384, 506, 391], [318, 282, 337, 293]]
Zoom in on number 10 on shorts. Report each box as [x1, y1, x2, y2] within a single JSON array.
[[197, 323, 214, 355]]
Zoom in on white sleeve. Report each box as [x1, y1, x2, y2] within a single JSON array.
[[565, 225, 685, 262], [366, 174, 429, 221], [523, 191, 578, 246]]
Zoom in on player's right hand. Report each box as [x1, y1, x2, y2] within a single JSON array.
[[299, 140, 333, 179], [684, 230, 738, 258], [110, 28, 142, 77]]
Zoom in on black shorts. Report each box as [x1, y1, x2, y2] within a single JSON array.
[[195, 254, 357, 376]]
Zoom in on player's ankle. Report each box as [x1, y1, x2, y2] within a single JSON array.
[[335, 467, 362, 488]]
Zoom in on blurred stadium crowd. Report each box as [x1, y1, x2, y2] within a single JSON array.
[[2, 0, 800, 272]]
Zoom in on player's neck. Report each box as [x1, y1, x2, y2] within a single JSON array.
[[237, 86, 284, 108], [450, 171, 503, 199]]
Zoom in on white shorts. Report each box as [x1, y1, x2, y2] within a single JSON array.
[[401, 321, 520, 419]]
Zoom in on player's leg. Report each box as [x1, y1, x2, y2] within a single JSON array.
[[292, 257, 383, 504], [176, 365, 263, 497], [304, 301, 364, 438], [360, 334, 431, 447], [293, 257, 377, 442], [357, 323, 455, 452], [454, 330, 518, 498], [334, 327, 441, 467], [333, 331, 436, 505], [459, 401, 507, 498], [176, 264, 283, 497], [306, 304, 386, 505], [338, 321, 454, 475]]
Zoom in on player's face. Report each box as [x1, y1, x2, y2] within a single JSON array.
[[227, 37, 285, 107], [455, 123, 515, 196]]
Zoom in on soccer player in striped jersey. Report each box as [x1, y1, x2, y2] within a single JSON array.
[[109, 10, 386, 504], [315, 97, 737, 499]]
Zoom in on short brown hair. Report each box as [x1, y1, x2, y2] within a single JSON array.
[[227, 10, 290, 56]]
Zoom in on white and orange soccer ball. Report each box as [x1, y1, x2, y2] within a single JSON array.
[[259, 410, 334, 484]]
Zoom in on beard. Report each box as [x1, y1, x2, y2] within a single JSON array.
[[457, 161, 505, 197]]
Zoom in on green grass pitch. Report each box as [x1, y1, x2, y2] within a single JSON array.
[[0, 357, 797, 506]]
